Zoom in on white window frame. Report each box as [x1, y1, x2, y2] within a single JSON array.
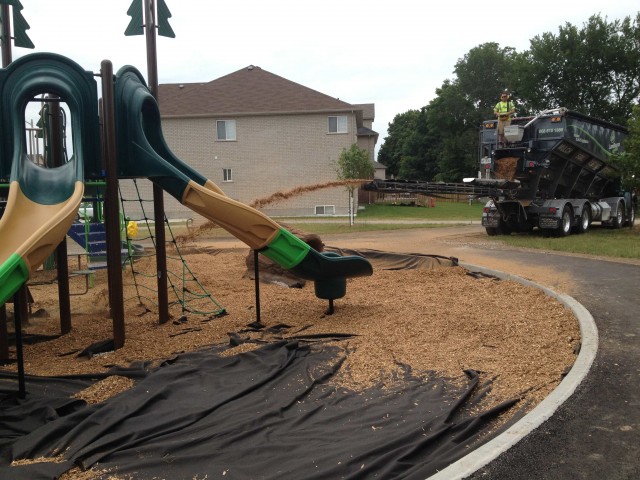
[[223, 168, 233, 182], [328, 115, 348, 134], [315, 205, 335, 215], [216, 120, 237, 141]]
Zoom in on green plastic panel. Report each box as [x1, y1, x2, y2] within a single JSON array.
[[290, 248, 374, 281], [0, 53, 101, 201], [114, 65, 208, 199], [0, 253, 28, 307], [261, 228, 311, 270], [124, 0, 144, 36]]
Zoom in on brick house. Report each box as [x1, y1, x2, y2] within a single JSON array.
[[120, 65, 380, 222]]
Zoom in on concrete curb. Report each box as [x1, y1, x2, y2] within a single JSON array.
[[428, 263, 599, 480]]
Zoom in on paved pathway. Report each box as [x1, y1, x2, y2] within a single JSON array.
[[463, 248, 640, 480]]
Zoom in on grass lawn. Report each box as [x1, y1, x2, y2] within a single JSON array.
[[278, 203, 483, 235], [491, 225, 640, 260], [355, 202, 485, 220]]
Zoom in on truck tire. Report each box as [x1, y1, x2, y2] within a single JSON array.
[[573, 207, 591, 234], [485, 219, 511, 236], [625, 204, 635, 227], [611, 202, 625, 229], [556, 205, 572, 237]]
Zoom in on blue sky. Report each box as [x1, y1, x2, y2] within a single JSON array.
[[8, 1, 640, 155]]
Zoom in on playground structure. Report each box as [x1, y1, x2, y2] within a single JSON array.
[[0, 53, 373, 371]]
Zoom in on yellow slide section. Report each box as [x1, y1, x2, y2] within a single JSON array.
[[182, 180, 281, 250], [0, 181, 84, 306]]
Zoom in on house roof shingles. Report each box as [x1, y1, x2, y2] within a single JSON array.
[[158, 65, 355, 117]]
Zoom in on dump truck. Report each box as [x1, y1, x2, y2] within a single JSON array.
[[477, 108, 635, 236], [364, 108, 637, 237]]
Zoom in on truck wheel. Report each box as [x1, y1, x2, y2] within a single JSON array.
[[486, 219, 511, 236], [625, 205, 635, 227], [573, 207, 591, 234], [556, 205, 572, 237], [611, 202, 625, 229]]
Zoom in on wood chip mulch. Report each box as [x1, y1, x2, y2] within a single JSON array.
[[8, 248, 580, 414]]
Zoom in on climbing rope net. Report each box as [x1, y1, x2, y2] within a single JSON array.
[[119, 179, 226, 320]]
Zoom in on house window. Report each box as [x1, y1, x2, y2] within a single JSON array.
[[315, 205, 335, 215], [223, 168, 232, 182], [216, 120, 236, 141], [328, 116, 347, 134]]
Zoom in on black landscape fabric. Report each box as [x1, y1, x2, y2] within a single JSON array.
[[0, 340, 521, 479], [327, 247, 459, 270]]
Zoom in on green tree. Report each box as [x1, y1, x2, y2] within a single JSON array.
[[398, 82, 479, 182], [426, 81, 478, 181], [377, 110, 419, 177], [616, 104, 640, 192], [453, 42, 520, 117], [515, 14, 640, 123], [336, 144, 374, 224], [384, 44, 520, 182], [398, 106, 439, 180], [336, 144, 375, 181]]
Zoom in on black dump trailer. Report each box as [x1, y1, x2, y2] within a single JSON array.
[[364, 108, 636, 237], [477, 108, 635, 236]]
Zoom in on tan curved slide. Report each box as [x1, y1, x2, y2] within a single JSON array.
[[182, 180, 281, 250], [0, 181, 84, 306]]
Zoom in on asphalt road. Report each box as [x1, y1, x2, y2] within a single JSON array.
[[465, 248, 640, 480], [321, 225, 640, 480]]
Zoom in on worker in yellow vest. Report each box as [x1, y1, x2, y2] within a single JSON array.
[[494, 91, 516, 146]]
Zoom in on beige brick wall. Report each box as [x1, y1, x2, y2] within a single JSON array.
[[357, 135, 377, 165], [118, 110, 375, 226]]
